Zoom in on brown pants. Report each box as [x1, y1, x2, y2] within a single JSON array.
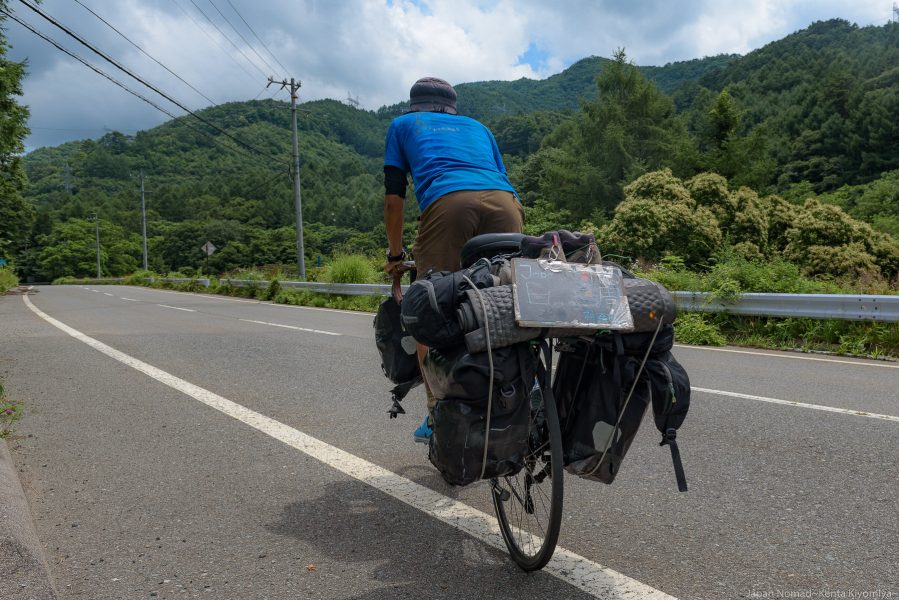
[[413, 190, 523, 409], [414, 189, 524, 280]]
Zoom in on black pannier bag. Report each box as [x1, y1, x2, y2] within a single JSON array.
[[400, 261, 497, 349], [373, 296, 421, 417], [424, 342, 535, 486], [554, 324, 690, 491]]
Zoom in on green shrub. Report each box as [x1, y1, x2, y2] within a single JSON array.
[[674, 313, 726, 346], [326, 254, 376, 284], [0, 268, 18, 293], [124, 270, 156, 285]]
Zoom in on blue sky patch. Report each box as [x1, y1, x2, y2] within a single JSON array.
[[517, 41, 550, 71]]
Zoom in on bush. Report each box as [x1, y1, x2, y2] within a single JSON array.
[[326, 254, 376, 284], [674, 313, 726, 346], [0, 268, 19, 293], [124, 270, 156, 285]]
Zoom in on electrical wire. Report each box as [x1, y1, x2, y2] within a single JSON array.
[[206, 0, 278, 77], [169, 0, 259, 85], [1, 8, 279, 170], [16, 0, 289, 167], [73, 0, 218, 107], [186, 0, 269, 79], [224, 0, 290, 77]]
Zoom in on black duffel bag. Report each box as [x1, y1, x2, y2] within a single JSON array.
[[424, 342, 535, 486], [400, 261, 496, 349], [373, 293, 421, 417], [554, 324, 690, 491]]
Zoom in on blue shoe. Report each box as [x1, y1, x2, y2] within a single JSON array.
[[413, 415, 432, 444]]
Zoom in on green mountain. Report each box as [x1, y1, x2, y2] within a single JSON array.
[[16, 19, 899, 280]]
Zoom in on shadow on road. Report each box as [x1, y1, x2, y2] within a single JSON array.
[[266, 473, 589, 600]]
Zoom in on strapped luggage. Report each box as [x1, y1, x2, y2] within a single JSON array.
[[373, 295, 421, 417], [554, 324, 690, 491], [400, 261, 497, 349], [424, 342, 535, 486]]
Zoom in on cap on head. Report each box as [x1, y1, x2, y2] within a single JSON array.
[[409, 77, 457, 115]]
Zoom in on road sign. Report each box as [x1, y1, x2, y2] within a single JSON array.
[[201, 241, 217, 256], [0, 258, 6, 267]]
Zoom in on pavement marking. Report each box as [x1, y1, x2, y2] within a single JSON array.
[[270, 303, 375, 317], [239, 318, 341, 336], [155, 304, 196, 312], [120, 297, 138, 302], [138, 287, 262, 304], [23, 293, 674, 600], [90, 290, 99, 293], [103, 293, 114, 296], [124, 286, 374, 315], [675, 344, 898, 369], [695, 387, 899, 423]]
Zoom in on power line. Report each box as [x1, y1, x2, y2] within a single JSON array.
[[224, 0, 290, 77], [16, 0, 288, 166], [2, 7, 280, 170], [206, 0, 279, 77], [169, 0, 259, 85], [73, 0, 218, 107], [186, 0, 269, 79]]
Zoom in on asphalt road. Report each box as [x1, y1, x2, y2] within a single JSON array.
[[2, 285, 897, 599]]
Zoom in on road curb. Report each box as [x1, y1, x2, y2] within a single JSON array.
[[0, 439, 58, 599]]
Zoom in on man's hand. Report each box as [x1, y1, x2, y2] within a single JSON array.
[[384, 258, 404, 277]]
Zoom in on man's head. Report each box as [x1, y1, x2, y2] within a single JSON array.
[[409, 77, 457, 115]]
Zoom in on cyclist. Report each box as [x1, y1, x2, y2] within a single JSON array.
[[382, 76, 523, 442]]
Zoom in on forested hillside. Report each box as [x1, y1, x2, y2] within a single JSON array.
[[8, 19, 899, 285]]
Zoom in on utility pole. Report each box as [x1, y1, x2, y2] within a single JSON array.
[[90, 213, 101, 278], [139, 171, 148, 271], [268, 76, 306, 280]]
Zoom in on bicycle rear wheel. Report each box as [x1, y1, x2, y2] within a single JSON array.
[[491, 376, 564, 571]]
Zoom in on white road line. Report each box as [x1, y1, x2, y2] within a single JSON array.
[[675, 344, 898, 369], [239, 318, 341, 336], [91, 290, 99, 293], [269, 302, 375, 317], [120, 298, 138, 302], [22, 293, 673, 600], [103, 293, 114, 296], [695, 387, 899, 423], [124, 286, 374, 315], [155, 304, 196, 312]]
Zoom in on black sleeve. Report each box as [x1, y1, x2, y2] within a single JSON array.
[[384, 165, 408, 198]]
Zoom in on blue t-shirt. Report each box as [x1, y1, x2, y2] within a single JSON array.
[[384, 112, 517, 213]]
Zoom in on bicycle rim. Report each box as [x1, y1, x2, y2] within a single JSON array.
[[491, 380, 564, 571]]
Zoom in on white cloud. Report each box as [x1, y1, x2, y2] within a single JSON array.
[[5, 0, 891, 150]]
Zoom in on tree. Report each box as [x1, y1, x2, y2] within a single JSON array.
[[0, 5, 33, 261]]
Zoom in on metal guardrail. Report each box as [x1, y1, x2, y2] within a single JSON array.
[[673, 292, 899, 322], [151, 277, 211, 287], [218, 279, 899, 322], [220, 278, 402, 296]]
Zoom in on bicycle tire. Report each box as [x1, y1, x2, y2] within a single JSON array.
[[491, 373, 564, 571]]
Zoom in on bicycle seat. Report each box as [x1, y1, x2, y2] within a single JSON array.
[[460, 233, 524, 268]]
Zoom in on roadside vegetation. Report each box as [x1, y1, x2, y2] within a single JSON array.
[[55, 242, 899, 358], [0, 267, 18, 293], [0, 380, 22, 438]]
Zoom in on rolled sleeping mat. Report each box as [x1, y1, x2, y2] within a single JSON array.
[[458, 285, 541, 354], [624, 277, 677, 331]]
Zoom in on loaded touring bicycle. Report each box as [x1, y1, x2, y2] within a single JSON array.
[[375, 231, 690, 572]]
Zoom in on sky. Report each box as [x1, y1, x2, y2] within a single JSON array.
[[4, 0, 894, 151]]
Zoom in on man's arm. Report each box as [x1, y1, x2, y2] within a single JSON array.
[[384, 193, 405, 261]]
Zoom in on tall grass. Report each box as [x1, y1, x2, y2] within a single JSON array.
[[0, 267, 19, 293], [326, 254, 378, 284]]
